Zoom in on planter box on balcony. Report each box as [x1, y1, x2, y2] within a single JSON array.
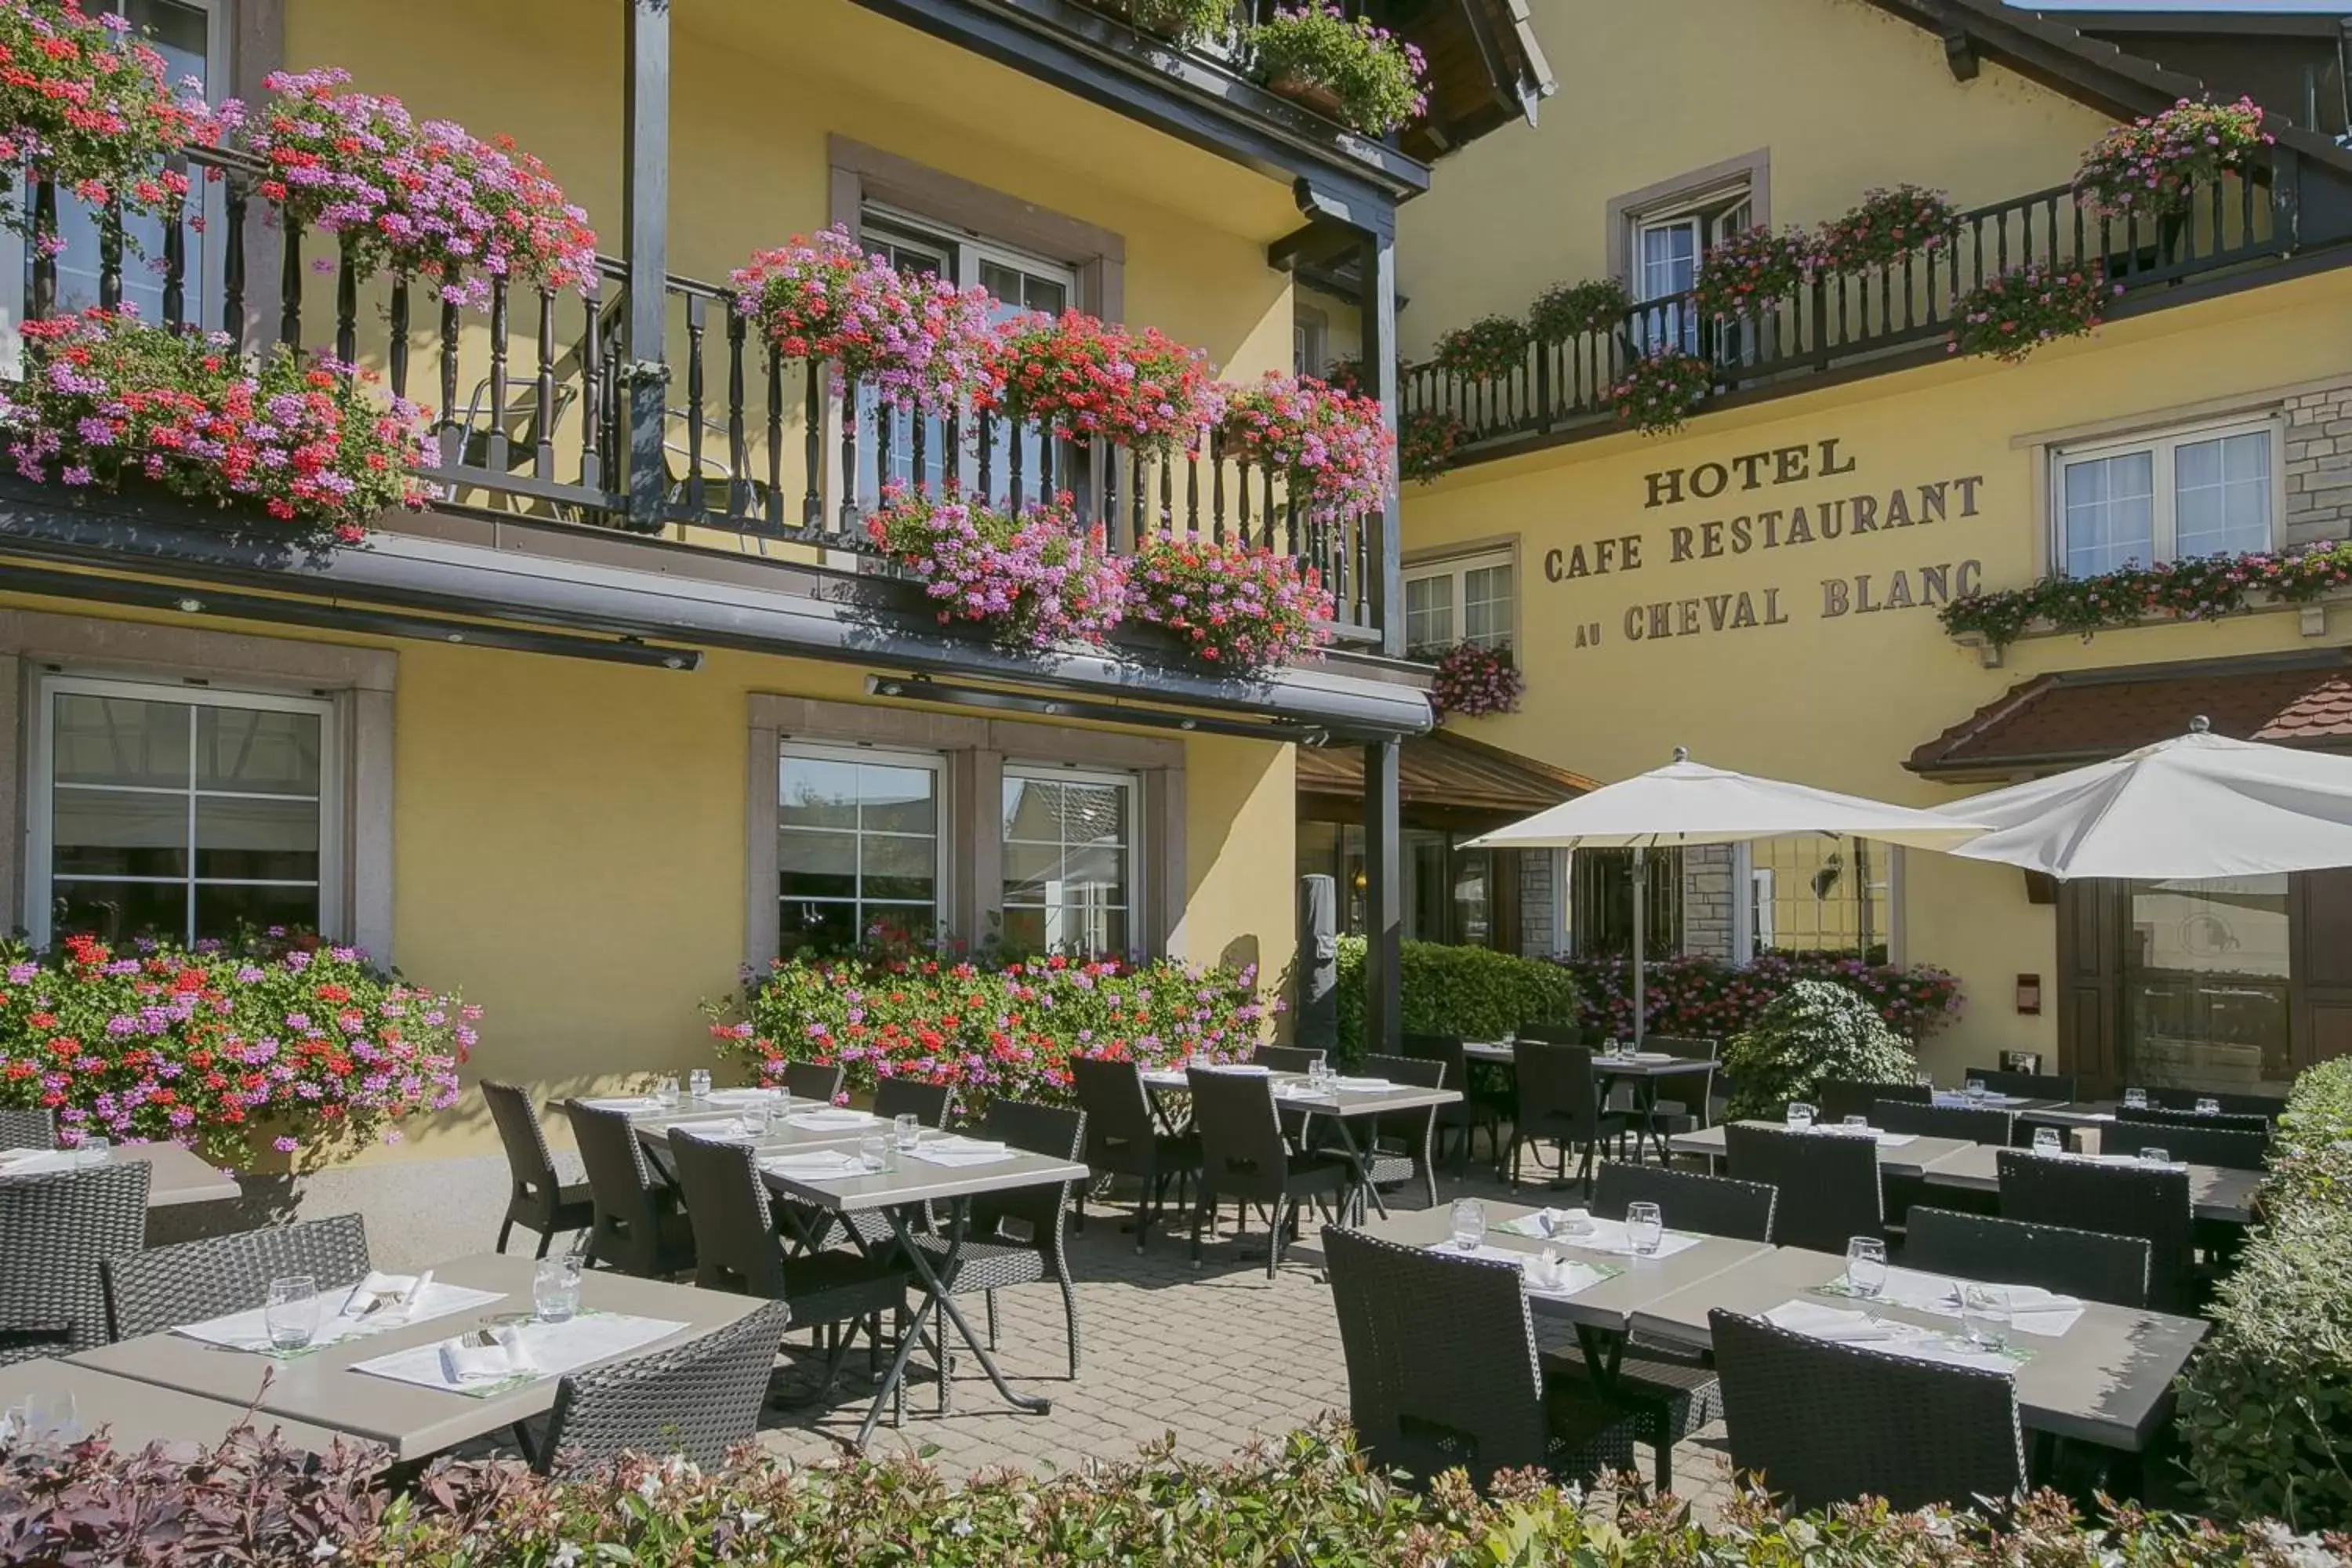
[[1951, 587, 2350, 668]]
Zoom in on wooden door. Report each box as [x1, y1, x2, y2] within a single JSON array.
[[2291, 868, 2352, 1072], [2056, 878, 2122, 1090]]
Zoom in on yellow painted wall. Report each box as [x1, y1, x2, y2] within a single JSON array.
[[1392, 0, 2117, 358], [1402, 268, 2352, 1076]]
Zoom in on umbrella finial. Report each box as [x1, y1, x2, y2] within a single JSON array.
[[1672, 746, 1690, 763], [2190, 715, 2212, 735]]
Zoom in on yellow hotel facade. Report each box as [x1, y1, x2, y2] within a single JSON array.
[[1381, 0, 2352, 1096]]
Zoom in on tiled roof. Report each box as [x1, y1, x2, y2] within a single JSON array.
[[1907, 651, 2352, 775], [1296, 728, 1595, 812]]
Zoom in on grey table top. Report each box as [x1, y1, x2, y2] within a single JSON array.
[[1288, 1200, 1773, 1332], [1918, 1142, 2259, 1224], [1626, 1246, 2210, 1450], [0, 1358, 355, 1457], [759, 1145, 1091, 1214], [0, 1143, 239, 1208], [1669, 1121, 1977, 1180], [637, 1105, 895, 1151], [69, 1252, 764, 1461], [1461, 1043, 1711, 1076]]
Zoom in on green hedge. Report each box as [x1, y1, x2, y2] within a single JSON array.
[[2178, 1056, 2352, 1531], [1329, 936, 1580, 1063]]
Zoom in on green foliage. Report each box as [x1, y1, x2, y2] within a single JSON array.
[[2179, 1057, 2352, 1531], [1949, 263, 2114, 362], [1609, 349, 1712, 436], [1245, 5, 1428, 136], [1722, 978, 1917, 1120], [1330, 936, 1579, 1065], [1526, 277, 1631, 343], [1124, 0, 1233, 43], [1432, 314, 1532, 381], [1940, 543, 2352, 652]]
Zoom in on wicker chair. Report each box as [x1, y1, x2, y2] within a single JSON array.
[[1248, 1044, 1324, 1073], [103, 1211, 366, 1343], [1629, 1036, 1720, 1153], [1070, 1055, 1200, 1250], [2100, 1120, 2267, 1172], [1322, 1226, 1635, 1490], [1593, 1161, 1775, 1243], [1710, 1307, 2026, 1511], [535, 1299, 791, 1476], [1401, 1033, 1503, 1178], [1722, 1123, 1883, 1255], [2145, 1086, 2283, 1120], [0, 1109, 55, 1150], [2115, 1105, 2272, 1136], [664, 1129, 908, 1399], [1515, 1020, 1586, 1047], [782, 1062, 844, 1105], [570, 1101, 697, 1279], [1186, 1068, 1352, 1279], [1873, 1098, 2015, 1146], [2, 1161, 149, 1364], [1817, 1080, 1926, 1123], [1355, 1054, 1444, 1210], [1996, 1151, 2195, 1312], [1505, 1042, 1621, 1196], [1904, 1208, 2151, 1308], [903, 1099, 1084, 1384], [483, 1081, 594, 1259], [1966, 1067, 2078, 1101], [873, 1076, 953, 1129]]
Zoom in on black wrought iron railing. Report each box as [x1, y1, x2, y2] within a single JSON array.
[[18, 143, 1386, 643], [1403, 148, 2320, 452]]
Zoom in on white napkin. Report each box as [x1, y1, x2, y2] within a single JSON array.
[[670, 1118, 751, 1142], [439, 1329, 537, 1385], [1497, 1207, 1593, 1239], [579, 1096, 661, 1113], [702, 1088, 777, 1105], [905, 1136, 1015, 1168], [786, 1109, 874, 1131], [760, 1149, 866, 1178], [1334, 1076, 1392, 1092], [342, 1270, 432, 1323], [1198, 1062, 1270, 1075], [1768, 1299, 1899, 1343]]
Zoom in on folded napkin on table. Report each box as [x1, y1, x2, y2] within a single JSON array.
[[1198, 1062, 1270, 1075], [342, 1269, 434, 1322], [785, 1109, 873, 1131], [906, 1136, 1014, 1167], [1334, 1077, 1392, 1092], [579, 1097, 661, 1114], [670, 1118, 752, 1142], [439, 1328, 537, 1386], [1766, 1298, 1900, 1343], [760, 1149, 866, 1178], [702, 1088, 778, 1105]]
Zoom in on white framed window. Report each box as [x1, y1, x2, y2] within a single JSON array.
[[1001, 763, 1137, 958], [1749, 867, 1777, 953], [1403, 549, 1515, 655], [27, 673, 339, 949], [1293, 313, 1327, 378], [777, 742, 948, 956], [2052, 416, 2281, 577], [1632, 184, 1751, 354]]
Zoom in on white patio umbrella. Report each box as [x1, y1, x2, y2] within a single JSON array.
[[1464, 750, 1989, 1044], [1936, 717, 2352, 880]]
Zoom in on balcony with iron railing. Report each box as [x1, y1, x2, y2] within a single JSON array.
[[1400, 144, 2352, 463], [13, 143, 1391, 651]]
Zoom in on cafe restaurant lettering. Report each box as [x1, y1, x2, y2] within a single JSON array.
[[1541, 438, 1987, 648]]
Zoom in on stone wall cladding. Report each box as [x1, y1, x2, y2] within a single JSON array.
[[2284, 385, 2352, 548], [1682, 844, 1736, 960], [1521, 849, 1560, 958]]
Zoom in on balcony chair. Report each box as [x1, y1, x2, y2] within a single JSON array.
[[103, 1213, 367, 1343], [482, 1080, 595, 1259], [2, 1162, 151, 1365]]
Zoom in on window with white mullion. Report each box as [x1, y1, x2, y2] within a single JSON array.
[[1001, 765, 1136, 960], [1404, 551, 1515, 655], [778, 743, 946, 956], [2054, 418, 2279, 576]]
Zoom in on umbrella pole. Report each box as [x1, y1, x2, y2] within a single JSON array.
[[1632, 845, 1646, 1049]]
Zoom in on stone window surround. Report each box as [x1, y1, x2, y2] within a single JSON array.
[[744, 694, 1185, 970], [1401, 532, 1523, 651], [1604, 149, 1772, 289], [0, 610, 395, 960]]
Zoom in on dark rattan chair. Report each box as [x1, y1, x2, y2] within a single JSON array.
[[1248, 1044, 1325, 1073], [1632, 1036, 1720, 1150], [1874, 1098, 2015, 1146], [535, 1299, 790, 1475], [1356, 1054, 1443, 1210], [1967, 1067, 2078, 1101], [1506, 1042, 1621, 1196], [2115, 1105, 2271, 1136], [1515, 1021, 1586, 1046], [782, 1061, 844, 1105], [483, 1081, 594, 1259], [1401, 1033, 1502, 1178], [1723, 1123, 1882, 1255], [0, 1109, 55, 1150], [1187, 1067, 1352, 1279], [3, 1161, 149, 1363], [1817, 1079, 1926, 1123], [1069, 1055, 1199, 1250], [665, 1128, 908, 1399], [2145, 1087, 2284, 1120], [1996, 1151, 2195, 1312], [1593, 1161, 1775, 1243], [1904, 1207, 2150, 1308], [1711, 1307, 2025, 1511], [873, 1076, 953, 1129], [570, 1101, 697, 1279], [2100, 1120, 2267, 1172], [103, 1211, 367, 1343], [1323, 1226, 1635, 1490]]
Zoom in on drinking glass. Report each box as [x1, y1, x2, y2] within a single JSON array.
[[2122, 1087, 2150, 1110], [894, 1112, 922, 1154], [654, 1075, 681, 1110], [75, 1134, 109, 1167], [264, 1275, 321, 1352], [1961, 1284, 2011, 1349], [1845, 1236, 1888, 1302], [534, 1256, 583, 1323], [1915, 1069, 1936, 1089], [2139, 1145, 2171, 1166], [2033, 1127, 2062, 1155], [776, 1084, 795, 1118], [688, 1069, 713, 1102], [1964, 1077, 1987, 1104], [1841, 1114, 1870, 1131], [1624, 1201, 1664, 1257], [2196, 1097, 2222, 1116], [6, 1392, 76, 1444], [740, 1100, 771, 1139], [858, 1134, 890, 1174], [1784, 1102, 1816, 1131], [1448, 1198, 1486, 1253]]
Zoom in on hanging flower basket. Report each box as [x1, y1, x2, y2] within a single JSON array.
[[1118, 0, 1232, 45], [1817, 185, 1961, 274], [1947, 263, 2116, 363], [1244, 5, 1428, 136], [1940, 543, 2352, 651], [1, 308, 428, 544], [245, 69, 597, 307], [1428, 641, 1523, 720], [1432, 315, 1531, 382], [1527, 278, 1631, 343], [731, 227, 993, 411], [866, 487, 1127, 649], [978, 310, 1217, 451], [1131, 531, 1333, 669], [2075, 96, 2272, 220], [1218, 371, 1391, 521], [1398, 407, 1468, 485], [1609, 350, 1712, 436], [1689, 226, 1817, 319]]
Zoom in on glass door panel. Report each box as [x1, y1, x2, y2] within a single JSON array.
[[2122, 875, 2292, 1094]]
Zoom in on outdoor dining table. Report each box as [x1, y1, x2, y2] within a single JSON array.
[[1669, 1120, 1978, 1181], [67, 1251, 764, 1461], [0, 1142, 239, 1209], [0, 1357, 354, 1457], [757, 1139, 1090, 1452], [1626, 1244, 2210, 1456], [1137, 1067, 1462, 1221], [1917, 1142, 2259, 1224], [1461, 1046, 1713, 1161]]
